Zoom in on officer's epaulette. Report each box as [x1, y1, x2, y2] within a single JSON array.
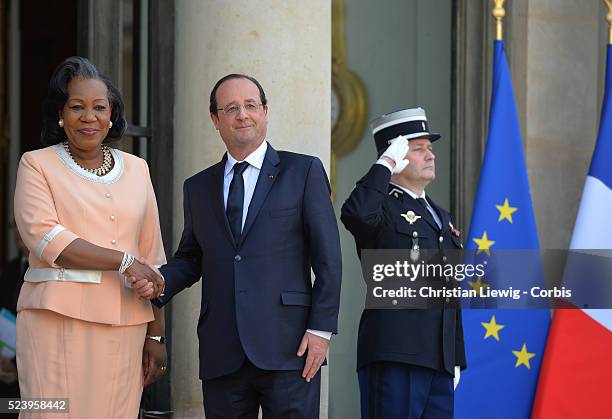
[[388, 187, 404, 199]]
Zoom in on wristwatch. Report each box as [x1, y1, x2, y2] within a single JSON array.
[[146, 335, 166, 344]]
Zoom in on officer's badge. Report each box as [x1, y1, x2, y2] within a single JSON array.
[[449, 221, 461, 237], [389, 187, 403, 199], [401, 210, 421, 225]]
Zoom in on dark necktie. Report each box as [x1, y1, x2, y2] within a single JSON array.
[[227, 161, 249, 243], [416, 197, 429, 211]]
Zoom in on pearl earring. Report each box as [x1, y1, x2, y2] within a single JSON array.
[[109, 121, 113, 129], [58, 119, 64, 127]]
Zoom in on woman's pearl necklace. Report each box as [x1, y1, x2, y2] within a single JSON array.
[[63, 142, 113, 176]]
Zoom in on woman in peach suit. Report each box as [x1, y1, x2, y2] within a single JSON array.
[[14, 57, 166, 418]]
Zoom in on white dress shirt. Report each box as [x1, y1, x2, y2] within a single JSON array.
[[224, 140, 268, 230], [224, 140, 331, 341]]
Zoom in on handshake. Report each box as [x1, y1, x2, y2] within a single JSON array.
[[121, 256, 165, 300]]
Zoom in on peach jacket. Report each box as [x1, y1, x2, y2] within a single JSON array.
[[14, 144, 166, 326]]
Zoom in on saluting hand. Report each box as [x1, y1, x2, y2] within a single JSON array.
[[380, 135, 410, 174]]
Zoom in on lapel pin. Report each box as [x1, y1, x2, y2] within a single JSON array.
[[268, 175, 274, 180], [449, 221, 461, 237], [401, 210, 421, 225], [388, 187, 403, 199]]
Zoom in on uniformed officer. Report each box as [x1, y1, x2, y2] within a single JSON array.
[[341, 107, 466, 419]]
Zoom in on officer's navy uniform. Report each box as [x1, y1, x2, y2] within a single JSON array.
[[341, 107, 466, 419]]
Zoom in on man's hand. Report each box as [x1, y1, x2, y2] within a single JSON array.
[[297, 331, 329, 382], [454, 365, 460, 390], [126, 260, 164, 299], [380, 135, 410, 174], [143, 337, 167, 386], [148, 265, 165, 297]]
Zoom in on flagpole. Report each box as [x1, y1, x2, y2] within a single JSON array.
[[492, 0, 506, 41], [455, 3, 551, 415], [604, 0, 612, 44]]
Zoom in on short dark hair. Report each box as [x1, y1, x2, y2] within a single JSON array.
[[209, 74, 267, 116], [41, 56, 127, 145]]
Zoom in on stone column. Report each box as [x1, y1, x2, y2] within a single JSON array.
[[172, 1, 331, 417], [502, 1, 604, 249]]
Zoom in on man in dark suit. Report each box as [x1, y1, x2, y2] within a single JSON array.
[[341, 108, 466, 419], [155, 74, 342, 419]]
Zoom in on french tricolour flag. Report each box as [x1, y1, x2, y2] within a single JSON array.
[[532, 44, 612, 418]]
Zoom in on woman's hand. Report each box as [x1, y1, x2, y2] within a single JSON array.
[[125, 260, 164, 299], [0, 355, 17, 384], [142, 337, 167, 386]]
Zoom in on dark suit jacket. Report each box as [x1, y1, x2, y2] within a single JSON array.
[[341, 164, 466, 375], [157, 143, 342, 380]]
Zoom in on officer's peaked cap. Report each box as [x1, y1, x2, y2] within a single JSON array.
[[371, 107, 441, 157]]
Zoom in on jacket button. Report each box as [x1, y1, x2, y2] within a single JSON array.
[[105, 193, 111, 198], [442, 255, 447, 262], [111, 239, 117, 245], [110, 215, 116, 221], [234, 255, 242, 262], [439, 236, 444, 242]]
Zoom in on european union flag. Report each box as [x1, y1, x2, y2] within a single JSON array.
[[454, 40, 551, 418]]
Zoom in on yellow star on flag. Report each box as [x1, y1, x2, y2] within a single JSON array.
[[496, 198, 518, 223], [468, 276, 490, 294], [481, 315, 504, 341], [473, 231, 495, 255], [512, 343, 536, 369]]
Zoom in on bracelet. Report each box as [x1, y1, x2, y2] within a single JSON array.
[[118, 253, 135, 274]]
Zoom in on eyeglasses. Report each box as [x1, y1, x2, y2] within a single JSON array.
[[217, 102, 263, 116]]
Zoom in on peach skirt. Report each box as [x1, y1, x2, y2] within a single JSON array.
[[16, 309, 147, 419]]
